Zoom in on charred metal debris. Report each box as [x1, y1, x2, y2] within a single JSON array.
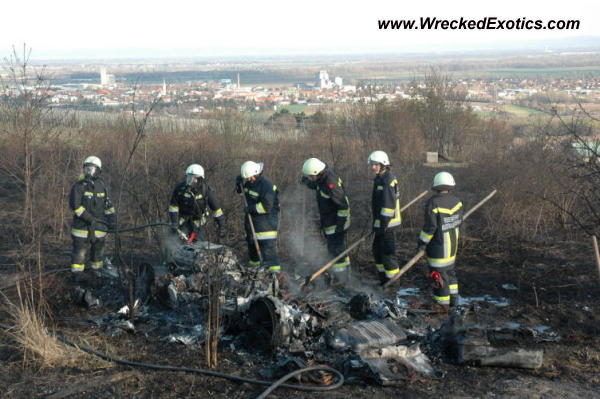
[[68, 240, 555, 387]]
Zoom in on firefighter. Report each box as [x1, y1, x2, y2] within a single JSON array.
[[368, 151, 401, 285], [69, 156, 116, 275], [168, 164, 225, 243], [301, 158, 351, 282], [235, 161, 281, 273], [417, 171, 463, 308]]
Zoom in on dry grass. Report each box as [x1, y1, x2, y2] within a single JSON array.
[[2, 285, 110, 370]]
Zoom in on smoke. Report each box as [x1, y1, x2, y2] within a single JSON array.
[[157, 227, 184, 264], [279, 184, 329, 277]]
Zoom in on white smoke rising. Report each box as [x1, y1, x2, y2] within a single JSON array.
[[279, 184, 330, 277]]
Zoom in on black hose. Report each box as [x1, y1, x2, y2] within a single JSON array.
[[0, 322, 343, 395], [255, 365, 343, 399], [53, 333, 343, 394]]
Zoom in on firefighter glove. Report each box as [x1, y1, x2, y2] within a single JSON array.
[[235, 175, 244, 193], [416, 240, 427, 253]]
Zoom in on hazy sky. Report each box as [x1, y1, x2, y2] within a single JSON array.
[[1, 0, 599, 58]]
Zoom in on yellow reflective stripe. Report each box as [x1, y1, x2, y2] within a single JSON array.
[[385, 268, 400, 277], [179, 217, 185, 224], [214, 208, 224, 217], [319, 190, 330, 199], [433, 202, 463, 215], [74, 206, 86, 216], [105, 207, 115, 215], [373, 219, 381, 228], [71, 228, 88, 238], [72, 228, 107, 238], [71, 264, 85, 271], [193, 219, 201, 227], [375, 263, 385, 271], [444, 232, 451, 259], [420, 231, 433, 243], [337, 209, 349, 217], [272, 185, 277, 191], [195, 194, 204, 199], [256, 231, 277, 240], [376, 185, 383, 190], [381, 207, 394, 217], [90, 261, 103, 269], [268, 265, 281, 272], [324, 225, 336, 234], [390, 179, 398, 187], [434, 295, 450, 304], [256, 202, 267, 214], [427, 255, 456, 267], [247, 189, 259, 197], [97, 192, 105, 197], [249, 260, 261, 266], [169, 205, 179, 212], [84, 191, 94, 196], [449, 284, 459, 294]]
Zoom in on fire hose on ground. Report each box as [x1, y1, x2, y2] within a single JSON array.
[[0, 322, 344, 398]]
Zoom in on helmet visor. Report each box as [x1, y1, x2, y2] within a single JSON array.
[[83, 165, 97, 178], [186, 174, 199, 185]]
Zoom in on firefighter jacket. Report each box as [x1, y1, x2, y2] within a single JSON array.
[[371, 169, 401, 230], [305, 168, 350, 236], [242, 175, 279, 240], [168, 180, 224, 225], [418, 192, 463, 268], [69, 175, 115, 239]]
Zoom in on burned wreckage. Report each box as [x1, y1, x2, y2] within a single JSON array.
[[77, 239, 551, 388]]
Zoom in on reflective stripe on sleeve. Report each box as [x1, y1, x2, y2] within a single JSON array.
[[419, 231, 433, 243], [214, 208, 224, 217], [256, 231, 277, 240], [169, 205, 179, 212], [105, 207, 115, 215], [256, 202, 267, 214], [74, 206, 86, 217], [380, 207, 394, 217]]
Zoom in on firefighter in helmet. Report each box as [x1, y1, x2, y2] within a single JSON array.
[[168, 164, 225, 243], [68, 156, 116, 274], [417, 171, 463, 309], [235, 161, 281, 273], [368, 150, 401, 285], [301, 158, 351, 283]]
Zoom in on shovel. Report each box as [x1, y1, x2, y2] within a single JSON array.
[[383, 189, 498, 289], [301, 190, 428, 289]]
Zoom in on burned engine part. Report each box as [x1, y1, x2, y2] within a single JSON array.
[[435, 309, 544, 369], [245, 295, 320, 351], [328, 319, 407, 352], [356, 343, 440, 385], [349, 293, 407, 320]]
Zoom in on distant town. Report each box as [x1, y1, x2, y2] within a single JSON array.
[[2, 64, 600, 119]]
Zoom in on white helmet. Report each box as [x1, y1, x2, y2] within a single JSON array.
[[83, 156, 102, 169], [433, 171, 455, 190], [367, 150, 390, 166], [241, 161, 262, 179], [185, 164, 204, 178], [302, 158, 326, 176]]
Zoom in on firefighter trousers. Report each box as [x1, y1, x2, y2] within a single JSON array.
[[372, 229, 398, 281], [246, 236, 280, 273], [428, 265, 459, 306], [71, 236, 105, 272], [325, 232, 349, 273]]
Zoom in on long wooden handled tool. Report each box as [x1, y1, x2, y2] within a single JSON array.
[[240, 183, 264, 267], [592, 235, 600, 281], [302, 190, 428, 287], [383, 189, 498, 288]]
